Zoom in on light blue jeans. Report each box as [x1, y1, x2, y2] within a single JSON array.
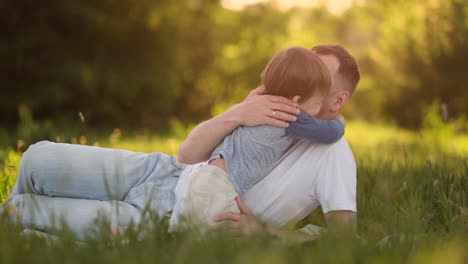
[[3, 141, 185, 240]]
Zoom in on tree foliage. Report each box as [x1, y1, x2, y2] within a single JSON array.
[[1, 0, 467, 130]]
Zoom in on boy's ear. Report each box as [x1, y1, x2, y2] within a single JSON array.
[[292, 96, 301, 103]]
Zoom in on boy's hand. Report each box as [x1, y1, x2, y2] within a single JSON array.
[[336, 114, 346, 125]]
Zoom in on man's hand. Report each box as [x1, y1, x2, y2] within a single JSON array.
[[214, 196, 318, 242], [213, 196, 263, 236], [227, 86, 300, 128]]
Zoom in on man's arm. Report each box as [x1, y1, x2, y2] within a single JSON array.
[[324, 210, 357, 232], [178, 87, 300, 164], [177, 113, 239, 164]]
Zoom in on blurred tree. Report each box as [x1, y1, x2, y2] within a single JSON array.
[[0, 0, 221, 128], [186, 3, 293, 116], [368, 0, 468, 128], [0, 0, 466, 132]]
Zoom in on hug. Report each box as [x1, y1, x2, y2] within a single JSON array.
[[2, 44, 360, 241]]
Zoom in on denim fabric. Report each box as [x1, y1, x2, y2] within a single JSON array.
[[4, 140, 185, 238], [6, 194, 143, 241]]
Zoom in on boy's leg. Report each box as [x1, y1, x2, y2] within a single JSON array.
[[9, 141, 181, 202], [6, 194, 142, 241]]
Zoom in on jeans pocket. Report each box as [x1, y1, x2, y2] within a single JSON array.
[[124, 183, 174, 212], [170, 156, 186, 172]]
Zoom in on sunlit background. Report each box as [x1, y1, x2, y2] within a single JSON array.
[[0, 0, 466, 144], [0, 1, 468, 262], [222, 0, 360, 14]]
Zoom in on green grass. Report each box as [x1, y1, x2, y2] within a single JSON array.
[[1, 121, 467, 263]]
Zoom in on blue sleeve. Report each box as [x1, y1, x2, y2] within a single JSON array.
[[285, 111, 344, 144]]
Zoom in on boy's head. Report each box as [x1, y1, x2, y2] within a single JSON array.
[[262, 46, 331, 107]]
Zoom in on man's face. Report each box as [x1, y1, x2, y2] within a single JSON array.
[[315, 54, 341, 119]]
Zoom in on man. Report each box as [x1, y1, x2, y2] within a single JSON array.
[[2, 45, 359, 241], [178, 45, 360, 238]]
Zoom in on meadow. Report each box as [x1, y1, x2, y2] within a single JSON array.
[[0, 121, 467, 264]]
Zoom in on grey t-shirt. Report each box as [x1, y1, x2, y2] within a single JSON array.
[[209, 111, 344, 195]]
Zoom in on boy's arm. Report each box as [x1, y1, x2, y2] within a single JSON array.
[[285, 112, 345, 144], [178, 87, 300, 164]]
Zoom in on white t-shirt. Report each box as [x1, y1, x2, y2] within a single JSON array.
[[242, 137, 357, 228], [170, 137, 356, 229]]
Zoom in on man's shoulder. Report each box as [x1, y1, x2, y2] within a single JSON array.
[[282, 137, 356, 167], [291, 137, 353, 155]]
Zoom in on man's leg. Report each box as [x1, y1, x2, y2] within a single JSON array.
[[6, 194, 142, 241], [3, 140, 184, 234], [9, 140, 181, 202]]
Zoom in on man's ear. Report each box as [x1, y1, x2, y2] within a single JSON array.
[[331, 91, 350, 111]]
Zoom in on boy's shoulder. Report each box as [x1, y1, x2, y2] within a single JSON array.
[[236, 125, 287, 140]]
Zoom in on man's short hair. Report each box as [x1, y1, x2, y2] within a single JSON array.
[[311, 45, 360, 95]]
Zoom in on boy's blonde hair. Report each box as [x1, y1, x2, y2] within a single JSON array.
[[262, 46, 331, 102]]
